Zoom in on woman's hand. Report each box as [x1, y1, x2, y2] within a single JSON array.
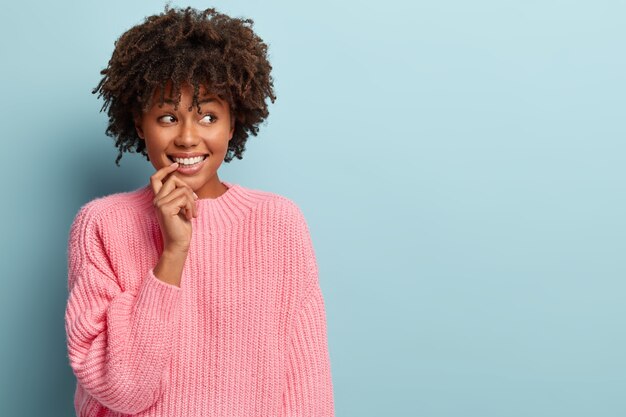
[[150, 162, 198, 253]]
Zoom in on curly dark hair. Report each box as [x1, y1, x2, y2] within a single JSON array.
[[92, 4, 276, 166]]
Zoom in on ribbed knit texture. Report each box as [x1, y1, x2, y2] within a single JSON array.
[[64, 181, 335, 417]]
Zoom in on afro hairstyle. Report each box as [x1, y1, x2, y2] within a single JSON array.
[[92, 4, 277, 166]]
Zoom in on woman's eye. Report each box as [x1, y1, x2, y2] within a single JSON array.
[[201, 114, 217, 124], [158, 115, 176, 124]]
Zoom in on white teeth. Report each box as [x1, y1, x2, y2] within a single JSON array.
[[172, 156, 206, 165]]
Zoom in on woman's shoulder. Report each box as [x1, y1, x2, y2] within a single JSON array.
[[69, 185, 153, 231], [237, 183, 308, 224]]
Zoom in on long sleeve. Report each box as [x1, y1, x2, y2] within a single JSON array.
[[64, 205, 182, 415], [281, 202, 335, 416], [282, 280, 335, 416]]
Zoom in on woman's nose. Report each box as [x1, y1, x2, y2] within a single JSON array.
[[174, 118, 199, 147]]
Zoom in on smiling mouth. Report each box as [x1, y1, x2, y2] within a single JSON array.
[[167, 155, 209, 166]]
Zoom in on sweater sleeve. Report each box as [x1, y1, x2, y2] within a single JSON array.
[[281, 203, 336, 417], [64, 204, 182, 415], [282, 281, 336, 417]]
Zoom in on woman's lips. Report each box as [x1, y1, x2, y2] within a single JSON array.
[[172, 156, 207, 175]]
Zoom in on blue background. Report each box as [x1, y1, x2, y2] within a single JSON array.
[[1, 0, 625, 416]]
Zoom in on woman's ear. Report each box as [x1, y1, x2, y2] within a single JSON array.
[[133, 113, 145, 140], [229, 113, 236, 141]]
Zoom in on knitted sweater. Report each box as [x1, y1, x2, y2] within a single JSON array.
[[64, 181, 335, 417]]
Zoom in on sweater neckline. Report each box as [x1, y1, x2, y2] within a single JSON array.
[[138, 180, 256, 231], [195, 180, 238, 205]]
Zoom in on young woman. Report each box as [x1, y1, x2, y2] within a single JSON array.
[[64, 5, 335, 416]]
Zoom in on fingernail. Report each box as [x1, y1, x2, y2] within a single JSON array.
[[193, 192, 199, 200], [171, 162, 179, 167]]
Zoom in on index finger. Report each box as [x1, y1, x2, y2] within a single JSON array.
[[150, 162, 179, 195]]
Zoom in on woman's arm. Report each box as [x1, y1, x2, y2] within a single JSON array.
[[281, 202, 336, 416], [64, 204, 182, 415], [282, 280, 335, 416]]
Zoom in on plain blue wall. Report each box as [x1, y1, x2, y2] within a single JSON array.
[[1, 0, 625, 416]]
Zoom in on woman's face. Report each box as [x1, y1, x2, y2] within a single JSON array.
[[134, 81, 235, 199]]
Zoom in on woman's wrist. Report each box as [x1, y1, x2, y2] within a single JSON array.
[[154, 247, 189, 287], [163, 243, 190, 257]]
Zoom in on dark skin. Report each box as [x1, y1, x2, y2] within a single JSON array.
[[150, 163, 193, 287], [135, 81, 235, 287]]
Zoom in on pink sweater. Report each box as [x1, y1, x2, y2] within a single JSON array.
[[64, 181, 335, 417]]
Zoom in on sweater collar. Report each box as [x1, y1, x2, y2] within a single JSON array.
[[138, 180, 257, 232]]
